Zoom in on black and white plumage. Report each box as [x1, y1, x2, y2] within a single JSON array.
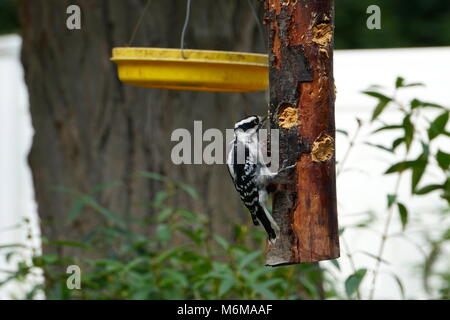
[[227, 115, 281, 244]]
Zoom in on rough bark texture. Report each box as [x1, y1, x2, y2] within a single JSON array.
[[264, 0, 339, 265], [18, 0, 268, 258]]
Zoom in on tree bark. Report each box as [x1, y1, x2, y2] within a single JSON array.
[[18, 0, 267, 258], [263, 0, 340, 265]]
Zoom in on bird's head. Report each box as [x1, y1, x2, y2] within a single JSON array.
[[234, 115, 267, 134]]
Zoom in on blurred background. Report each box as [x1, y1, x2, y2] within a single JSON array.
[[0, 0, 449, 299]]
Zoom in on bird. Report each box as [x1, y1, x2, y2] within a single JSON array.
[[227, 115, 293, 244]]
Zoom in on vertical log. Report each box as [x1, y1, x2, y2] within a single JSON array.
[[264, 0, 339, 265]]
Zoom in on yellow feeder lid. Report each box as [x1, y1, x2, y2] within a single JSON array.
[[111, 48, 268, 92]]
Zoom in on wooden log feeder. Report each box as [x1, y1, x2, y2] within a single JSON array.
[[263, 0, 340, 265]]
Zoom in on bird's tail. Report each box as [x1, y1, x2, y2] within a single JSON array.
[[255, 204, 280, 244]]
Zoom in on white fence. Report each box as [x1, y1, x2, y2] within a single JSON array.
[[0, 35, 41, 299]]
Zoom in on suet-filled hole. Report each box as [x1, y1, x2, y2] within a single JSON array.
[[311, 132, 334, 162], [278, 105, 298, 129]]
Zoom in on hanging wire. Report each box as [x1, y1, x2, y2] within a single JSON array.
[[180, 0, 192, 59], [247, 0, 267, 51], [127, 0, 153, 46], [127, 0, 263, 58]]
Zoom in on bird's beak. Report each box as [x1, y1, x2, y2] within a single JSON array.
[[258, 115, 268, 129], [260, 115, 268, 123]]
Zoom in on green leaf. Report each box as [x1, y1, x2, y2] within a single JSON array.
[[153, 191, 168, 207], [403, 115, 414, 151], [40, 254, 60, 265], [136, 171, 166, 181], [395, 76, 405, 89], [330, 259, 340, 271], [395, 77, 424, 89], [366, 84, 385, 90], [403, 82, 424, 88], [372, 124, 403, 134], [238, 251, 262, 270], [218, 277, 235, 297], [157, 208, 173, 222], [392, 137, 404, 151], [385, 161, 416, 174], [124, 257, 148, 271], [411, 99, 444, 110], [262, 278, 284, 288], [365, 142, 393, 153], [252, 283, 277, 300], [82, 195, 125, 227], [0, 243, 26, 250], [443, 228, 450, 241], [176, 182, 199, 199], [411, 159, 427, 192], [67, 197, 86, 222], [156, 224, 171, 244], [345, 269, 367, 298], [153, 246, 185, 264], [180, 227, 204, 244], [387, 194, 397, 208], [362, 90, 392, 122], [363, 91, 392, 101], [90, 181, 122, 194], [299, 276, 321, 299], [214, 235, 230, 251], [420, 141, 430, 157], [248, 268, 271, 282], [436, 150, 450, 170], [336, 129, 349, 137], [397, 203, 408, 231], [178, 208, 199, 222], [371, 100, 391, 122], [428, 112, 449, 140], [414, 184, 443, 195], [410, 99, 421, 109], [162, 269, 188, 288]]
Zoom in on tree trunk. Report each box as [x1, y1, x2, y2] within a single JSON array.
[[18, 0, 267, 258], [263, 0, 340, 265]]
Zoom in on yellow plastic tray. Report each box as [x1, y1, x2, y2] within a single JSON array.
[[111, 48, 268, 92]]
